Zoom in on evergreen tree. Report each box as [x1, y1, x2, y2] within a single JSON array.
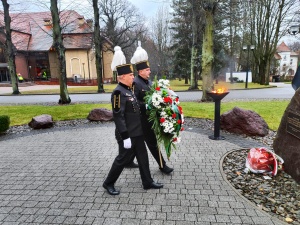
[[170, 0, 192, 83]]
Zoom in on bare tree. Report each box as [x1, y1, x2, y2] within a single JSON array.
[[1, 0, 20, 94], [99, 0, 147, 51], [288, 41, 300, 52], [244, 0, 297, 85], [92, 0, 104, 93], [149, 5, 172, 78], [50, 0, 71, 104]]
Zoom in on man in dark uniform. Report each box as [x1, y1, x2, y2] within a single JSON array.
[[130, 60, 174, 174], [103, 60, 163, 195]]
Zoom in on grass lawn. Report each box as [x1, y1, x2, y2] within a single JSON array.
[[0, 100, 289, 131], [1, 79, 286, 131], [181, 100, 289, 131], [17, 80, 275, 94]]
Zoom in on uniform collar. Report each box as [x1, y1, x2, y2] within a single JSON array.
[[138, 75, 149, 84], [119, 82, 132, 90]]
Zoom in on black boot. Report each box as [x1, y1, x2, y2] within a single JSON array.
[[143, 182, 164, 190], [159, 165, 174, 174], [103, 183, 120, 195]]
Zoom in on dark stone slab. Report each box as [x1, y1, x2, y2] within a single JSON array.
[[28, 114, 53, 129], [87, 108, 113, 121], [220, 106, 269, 137], [273, 88, 300, 184]]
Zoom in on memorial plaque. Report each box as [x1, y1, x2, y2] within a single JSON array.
[[274, 88, 300, 184], [286, 111, 300, 140]]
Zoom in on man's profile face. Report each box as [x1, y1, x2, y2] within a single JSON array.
[[139, 68, 151, 80], [120, 73, 134, 86]]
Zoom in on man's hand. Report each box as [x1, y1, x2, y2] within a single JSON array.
[[123, 138, 132, 149]]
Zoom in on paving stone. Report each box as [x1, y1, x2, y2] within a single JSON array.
[[0, 124, 285, 225]]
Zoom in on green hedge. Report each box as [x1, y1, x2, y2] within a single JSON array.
[[0, 115, 10, 133]]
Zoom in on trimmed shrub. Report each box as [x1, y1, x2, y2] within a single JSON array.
[[0, 115, 10, 133]]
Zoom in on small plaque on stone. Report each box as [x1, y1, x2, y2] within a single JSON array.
[[286, 111, 300, 140]]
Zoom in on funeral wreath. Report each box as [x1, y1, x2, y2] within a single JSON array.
[[144, 78, 184, 159]]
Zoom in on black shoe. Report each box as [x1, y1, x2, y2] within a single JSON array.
[[125, 162, 139, 168], [160, 165, 174, 174], [143, 182, 164, 190], [103, 183, 120, 195]]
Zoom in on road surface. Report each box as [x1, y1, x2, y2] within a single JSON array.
[[0, 82, 295, 104]]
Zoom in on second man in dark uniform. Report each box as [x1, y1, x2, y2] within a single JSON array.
[[103, 46, 163, 195]]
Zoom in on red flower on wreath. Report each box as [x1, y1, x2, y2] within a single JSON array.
[[178, 106, 183, 114], [160, 118, 166, 123], [155, 87, 161, 91], [172, 113, 177, 118], [177, 119, 181, 124], [163, 97, 172, 104]]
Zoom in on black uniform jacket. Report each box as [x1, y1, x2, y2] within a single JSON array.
[[111, 82, 143, 142], [133, 75, 152, 115]]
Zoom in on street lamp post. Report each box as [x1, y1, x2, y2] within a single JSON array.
[[289, 24, 300, 35], [82, 63, 85, 82], [289, 21, 300, 91], [243, 44, 255, 89], [28, 65, 32, 82]]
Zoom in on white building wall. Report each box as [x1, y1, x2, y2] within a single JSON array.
[[225, 72, 252, 83], [278, 52, 298, 76]]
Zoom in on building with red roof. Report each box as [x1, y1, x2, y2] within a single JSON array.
[[276, 41, 299, 78], [0, 10, 113, 84]]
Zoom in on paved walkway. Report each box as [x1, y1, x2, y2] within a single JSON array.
[[0, 123, 286, 225]]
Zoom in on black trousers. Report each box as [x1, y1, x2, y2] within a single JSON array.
[[104, 135, 153, 188], [128, 115, 166, 168]]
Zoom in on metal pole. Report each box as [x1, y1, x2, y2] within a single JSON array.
[[82, 63, 85, 82], [214, 99, 221, 138], [245, 46, 249, 89]]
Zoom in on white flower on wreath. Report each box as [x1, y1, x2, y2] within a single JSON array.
[[158, 79, 170, 88], [152, 92, 163, 107], [160, 111, 167, 117], [173, 136, 181, 144]]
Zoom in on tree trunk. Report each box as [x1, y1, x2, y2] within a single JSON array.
[[93, 0, 105, 93], [201, 8, 214, 101], [259, 60, 267, 85], [185, 73, 189, 84], [2, 0, 20, 95], [189, 0, 199, 90], [50, 0, 71, 104]]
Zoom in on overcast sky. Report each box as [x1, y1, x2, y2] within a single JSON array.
[[128, 0, 170, 19], [4, 0, 170, 22]]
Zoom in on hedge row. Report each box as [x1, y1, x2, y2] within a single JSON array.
[[0, 115, 10, 133]]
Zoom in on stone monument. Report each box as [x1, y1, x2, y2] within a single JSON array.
[[273, 87, 300, 183]]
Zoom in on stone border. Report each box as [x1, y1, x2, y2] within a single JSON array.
[[219, 149, 288, 225]]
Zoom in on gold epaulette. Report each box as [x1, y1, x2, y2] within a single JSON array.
[[113, 90, 121, 111]]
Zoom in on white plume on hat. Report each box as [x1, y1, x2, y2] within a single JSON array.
[[130, 41, 148, 64], [111, 46, 126, 71]]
